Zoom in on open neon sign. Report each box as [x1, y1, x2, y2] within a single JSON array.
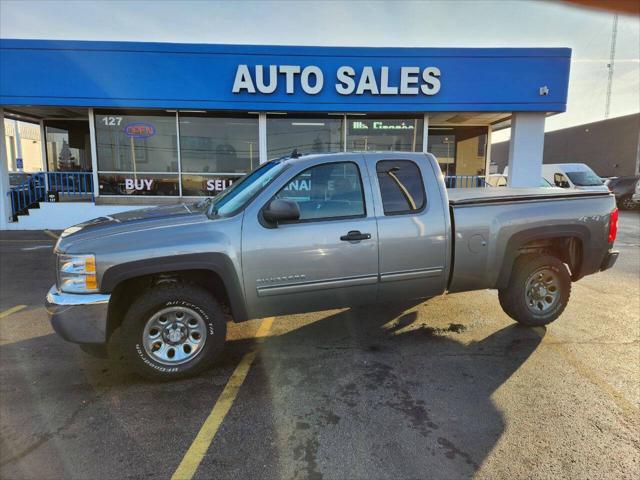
[[124, 122, 156, 139]]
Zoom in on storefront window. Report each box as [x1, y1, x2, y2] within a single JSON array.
[[97, 173, 180, 196], [428, 130, 457, 176], [95, 110, 178, 196], [346, 116, 423, 152], [45, 121, 92, 172], [179, 114, 258, 196], [95, 111, 178, 173], [181, 174, 241, 197], [89, 109, 489, 197], [267, 115, 343, 160], [428, 126, 487, 176]]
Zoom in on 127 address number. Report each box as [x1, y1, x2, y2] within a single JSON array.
[[101, 116, 123, 126]]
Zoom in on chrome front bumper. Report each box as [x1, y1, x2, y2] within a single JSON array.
[[45, 285, 111, 344]]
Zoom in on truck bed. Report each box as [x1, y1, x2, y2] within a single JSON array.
[[446, 186, 615, 294], [447, 187, 610, 206]]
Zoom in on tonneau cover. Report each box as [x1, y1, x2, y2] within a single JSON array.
[[448, 187, 611, 206]]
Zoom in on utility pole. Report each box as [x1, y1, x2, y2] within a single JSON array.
[[605, 13, 618, 119]]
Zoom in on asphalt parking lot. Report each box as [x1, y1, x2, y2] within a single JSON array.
[[0, 212, 638, 480]]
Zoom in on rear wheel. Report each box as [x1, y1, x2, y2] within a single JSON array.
[[121, 283, 226, 380], [498, 254, 571, 326]]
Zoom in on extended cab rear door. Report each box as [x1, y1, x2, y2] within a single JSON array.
[[368, 153, 449, 301]]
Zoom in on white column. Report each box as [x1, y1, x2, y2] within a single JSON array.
[[507, 112, 546, 187], [422, 113, 429, 153], [175, 111, 183, 196], [39, 120, 48, 173], [485, 126, 492, 175], [39, 119, 50, 194], [258, 113, 267, 164], [1, 109, 12, 228], [343, 114, 348, 152], [88, 108, 100, 199]]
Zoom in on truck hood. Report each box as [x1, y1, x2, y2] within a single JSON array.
[[57, 203, 209, 249]]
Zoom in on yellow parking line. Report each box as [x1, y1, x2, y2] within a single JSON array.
[[44, 230, 60, 240], [0, 305, 27, 319], [171, 317, 275, 480]]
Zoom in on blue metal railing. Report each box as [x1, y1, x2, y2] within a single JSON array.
[[8, 172, 94, 219], [45, 172, 95, 198], [8, 173, 46, 219], [444, 175, 488, 188]]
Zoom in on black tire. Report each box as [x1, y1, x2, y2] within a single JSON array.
[[120, 283, 226, 380], [498, 254, 571, 326]]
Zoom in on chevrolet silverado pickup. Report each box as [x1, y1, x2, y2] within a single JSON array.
[[46, 152, 619, 380]]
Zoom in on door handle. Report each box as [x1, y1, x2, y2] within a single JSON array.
[[340, 230, 371, 241]]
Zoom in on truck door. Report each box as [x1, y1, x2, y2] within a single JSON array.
[[371, 154, 448, 301], [241, 157, 379, 318]]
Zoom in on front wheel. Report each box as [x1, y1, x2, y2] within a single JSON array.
[[120, 283, 226, 380], [498, 254, 571, 326]]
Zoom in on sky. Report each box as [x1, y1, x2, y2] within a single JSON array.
[[1, 0, 638, 143]]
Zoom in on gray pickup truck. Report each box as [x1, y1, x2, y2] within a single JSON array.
[[46, 152, 619, 379]]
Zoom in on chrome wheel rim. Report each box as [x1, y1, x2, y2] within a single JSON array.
[[525, 267, 561, 315], [142, 306, 206, 365]]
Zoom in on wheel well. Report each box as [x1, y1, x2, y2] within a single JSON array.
[[106, 269, 231, 339], [516, 236, 583, 278]]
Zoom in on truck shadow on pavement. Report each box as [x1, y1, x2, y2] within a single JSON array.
[[0, 301, 544, 480], [205, 301, 545, 479]]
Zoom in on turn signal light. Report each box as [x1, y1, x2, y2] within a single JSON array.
[[85, 256, 96, 273], [85, 275, 98, 290], [608, 208, 618, 244]]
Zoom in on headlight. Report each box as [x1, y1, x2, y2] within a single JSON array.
[[58, 254, 98, 293]]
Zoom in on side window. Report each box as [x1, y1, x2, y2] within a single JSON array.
[[274, 162, 365, 221], [376, 160, 426, 215], [553, 172, 569, 188]]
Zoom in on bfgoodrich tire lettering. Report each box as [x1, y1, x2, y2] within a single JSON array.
[[121, 284, 226, 380], [498, 254, 571, 327]]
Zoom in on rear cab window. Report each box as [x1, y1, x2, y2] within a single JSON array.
[[376, 160, 426, 215]]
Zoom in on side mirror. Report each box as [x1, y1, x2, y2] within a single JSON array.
[[263, 199, 300, 225]]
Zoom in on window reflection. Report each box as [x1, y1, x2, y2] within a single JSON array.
[[98, 173, 179, 196], [274, 162, 365, 220], [428, 126, 487, 176], [181, 174, 242, 197], [95, 111, 178, 173], [45, 121, 92, 172], [179, 115, 258, 174], [267, 115, 343, 160], [347, 117, 423, 152]]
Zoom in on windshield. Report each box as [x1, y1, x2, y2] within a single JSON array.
[[565, 170, 603, 187], [541, 178, 553, 187], [206, 161, 288, 217]]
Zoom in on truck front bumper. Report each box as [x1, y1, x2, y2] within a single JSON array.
[[600, 251, 619, 271], [45, 285, 110, 344]]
